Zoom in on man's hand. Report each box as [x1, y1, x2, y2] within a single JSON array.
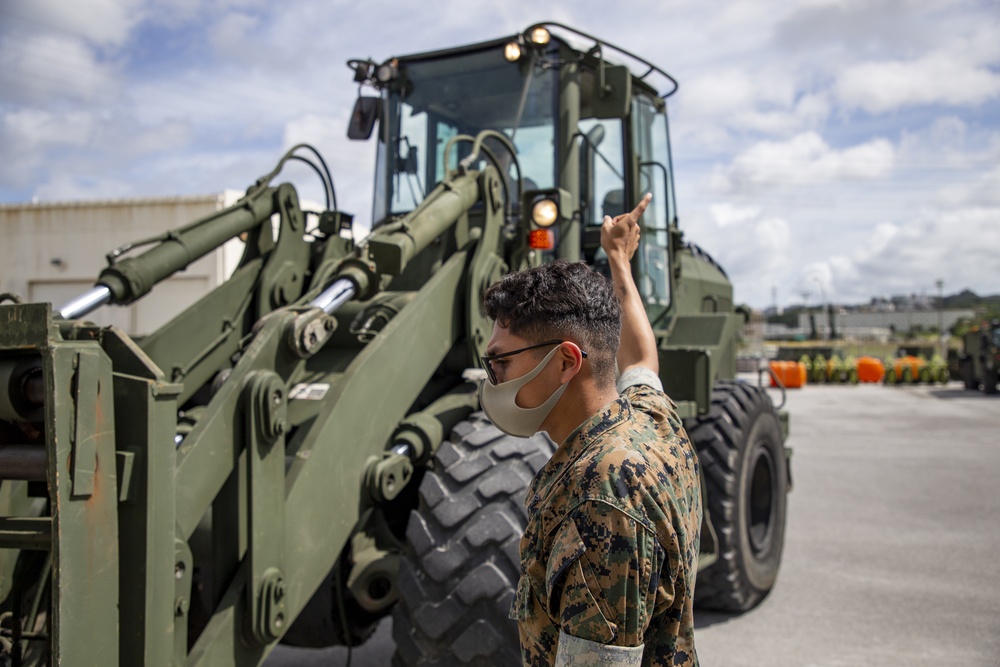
[[601, 193, 658, 376], [601, 193, 651, 262]]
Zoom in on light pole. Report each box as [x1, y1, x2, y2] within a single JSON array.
[[812, 277, 827, 340], [801, 291, 810, 339], [936, 278, 944, 356]]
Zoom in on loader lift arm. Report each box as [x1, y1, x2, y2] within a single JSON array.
[[0, 143, 511, 666]]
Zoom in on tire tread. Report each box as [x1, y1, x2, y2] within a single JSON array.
[[687, 380, 786, 613], [392, 413, 553, 666]]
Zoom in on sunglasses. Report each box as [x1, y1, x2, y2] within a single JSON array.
[[479, 340, 587, 385]]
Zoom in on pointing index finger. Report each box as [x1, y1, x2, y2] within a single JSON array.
[[631, 192, 652, 222]]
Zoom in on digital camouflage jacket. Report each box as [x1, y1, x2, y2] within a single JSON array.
[[510, 374, 702, 666]]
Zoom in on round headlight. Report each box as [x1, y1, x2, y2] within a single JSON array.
[[529, 27, 551, 45], [532, 199, 559, 227], [376, 64, 396, 83], [504, 41, 522, 62]]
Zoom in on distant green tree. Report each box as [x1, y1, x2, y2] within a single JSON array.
[[951, 317, 973, 337]]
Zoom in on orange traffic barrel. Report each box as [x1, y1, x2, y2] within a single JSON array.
[[857, 356, 884, 383], [769, 360, 806, 388]]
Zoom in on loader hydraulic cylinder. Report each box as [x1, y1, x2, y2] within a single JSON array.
[[59, 188, 280, 319], [310, 171, 482, 315]]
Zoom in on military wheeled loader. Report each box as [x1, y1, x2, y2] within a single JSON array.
[[0, 23, 790, 666], [957, 321, 1000, 394]]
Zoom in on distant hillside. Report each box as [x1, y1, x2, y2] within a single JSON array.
[[943, 290, 1000, 310], [764, 290, 1000, 325]]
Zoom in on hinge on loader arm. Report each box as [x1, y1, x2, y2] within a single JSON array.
[[243, 371, 288, 646]]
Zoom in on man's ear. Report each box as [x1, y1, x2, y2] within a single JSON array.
[[557, 342, 585, 382]]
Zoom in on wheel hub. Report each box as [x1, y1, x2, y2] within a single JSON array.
[[747, 445, 775, 556]]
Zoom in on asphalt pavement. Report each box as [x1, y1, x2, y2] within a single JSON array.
[[268, 379, 1000, 666]]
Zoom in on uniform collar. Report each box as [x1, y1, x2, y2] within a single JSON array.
[[527, 397, 632, 516]]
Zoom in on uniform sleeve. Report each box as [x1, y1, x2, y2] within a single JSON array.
[[616, 365, 663, 394], [545, 501, 668, 654]]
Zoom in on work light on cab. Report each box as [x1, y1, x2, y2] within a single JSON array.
[[529, 27, 551, 45], [531, 198, 559, 227], [504, 42, 522, 62], [376, 61, 398, 83]]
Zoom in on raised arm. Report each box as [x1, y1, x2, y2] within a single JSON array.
[[601, 193, 658, 375]]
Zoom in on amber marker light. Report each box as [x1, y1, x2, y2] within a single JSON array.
[[529, 229, 555, 250]]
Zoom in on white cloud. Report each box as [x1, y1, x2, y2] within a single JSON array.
[[0, 33, 117, 104], [897, 115, 1000, 170], [756, 217, 791, 250], [209, 12, 260, 59], [32, 172, 135, 202], [675, 68, 831, 146], [800, 206, 1000, 304], [689, 115, 1000, 306], [836, 52, 1000, 113], [723, 213, 794, 303], [710, 203, 761, 228], [2, 0, 143, 48], [740, 94, 832, 136], [0, 110, 98, 190], [0, 109, 200, 197], [128, 66, 332, 136], [713, 132, 895, 191], [935, 165, 1000, 209], [3, 110, 95, 149], [683, 205, 793, 306]]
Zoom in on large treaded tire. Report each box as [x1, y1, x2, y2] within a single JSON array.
[[391, 413, 554, 667], [983, 367, 998, 395], [0, 551, 50, 667], [686, 381, 788, 612], [961, 358, 977, 390]]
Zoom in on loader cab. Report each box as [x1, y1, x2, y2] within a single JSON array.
[[355, 39, 558, 226], [349, 23, 680, 325]]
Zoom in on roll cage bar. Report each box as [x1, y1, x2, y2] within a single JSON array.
[[349, 21, 680, 100]]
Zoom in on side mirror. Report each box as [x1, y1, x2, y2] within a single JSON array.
[[348, 96, 380, 140], [398, 144, 419, 175], [590, 64, 631, 119]]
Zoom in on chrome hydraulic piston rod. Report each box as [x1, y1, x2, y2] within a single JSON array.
[[58, 285, 113, 320], [309, 278, 357, 315]]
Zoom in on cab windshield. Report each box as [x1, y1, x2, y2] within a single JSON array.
[[373, 46, 558, 224]]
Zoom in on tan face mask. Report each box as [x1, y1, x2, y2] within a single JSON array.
[[479, 346, 568, 438]]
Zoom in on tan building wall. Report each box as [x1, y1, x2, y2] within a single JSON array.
[[0, 191, 244, 335]]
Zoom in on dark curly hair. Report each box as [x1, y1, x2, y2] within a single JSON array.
[[483, 260, 620, 385]]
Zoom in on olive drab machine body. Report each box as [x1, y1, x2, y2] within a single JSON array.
[[0, 23, 791, 666]]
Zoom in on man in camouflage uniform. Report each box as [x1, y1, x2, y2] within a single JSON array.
[[480, 195, 702, 666]]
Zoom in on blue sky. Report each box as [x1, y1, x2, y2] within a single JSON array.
[[1, 0, 997, 309]]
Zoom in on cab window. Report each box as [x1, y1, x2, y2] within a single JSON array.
[[631, 94, 674, 319]]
